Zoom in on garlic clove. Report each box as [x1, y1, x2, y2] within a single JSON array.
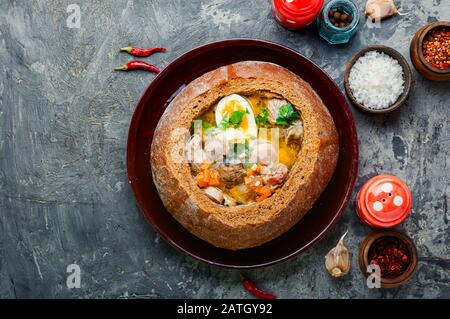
[[325, 231, 351, 278], [365, 0, 398, 21]]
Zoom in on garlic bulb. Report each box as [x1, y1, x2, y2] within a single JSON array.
[[365, 0, 398, 21], [325, 231, 350, 278]]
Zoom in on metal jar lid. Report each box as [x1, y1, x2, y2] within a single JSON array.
[[356, 174, 412, 228]]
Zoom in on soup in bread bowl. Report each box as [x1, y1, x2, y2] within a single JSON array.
[[151, 61, 339, 250]]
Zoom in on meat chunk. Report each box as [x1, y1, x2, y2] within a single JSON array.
[[285, 120, 304, 145], [267, 99, 288, 122], [217, 164, 245, 188], [264, 163, 288, 189]]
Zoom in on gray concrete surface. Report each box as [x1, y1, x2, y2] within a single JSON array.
[[0, 0, 448, 298]]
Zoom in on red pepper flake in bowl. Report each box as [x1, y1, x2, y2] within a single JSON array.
[[422, 28, 450, 70], [368, 236, 410, 278]]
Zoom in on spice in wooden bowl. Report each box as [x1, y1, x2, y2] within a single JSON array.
[[368, 236, 410, 278], [410, 21, 450, 81], [422, 28, 450, 70], [359, 230, 418, 288]]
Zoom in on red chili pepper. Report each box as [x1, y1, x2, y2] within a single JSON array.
[[240, 274, 277, 300], [120, 46, 166, 57], [114, 60, 160, 73]]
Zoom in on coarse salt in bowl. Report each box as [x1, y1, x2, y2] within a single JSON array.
[[344, 45, 412, 114], [349, 51, 404, 110]]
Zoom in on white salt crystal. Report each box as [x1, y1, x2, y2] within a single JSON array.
[[349, 51, 405, 110]]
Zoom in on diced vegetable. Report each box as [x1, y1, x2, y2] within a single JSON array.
[[244, 176, 264, 188], [255, 186, 272, 202], [246, 168, 257, 177], [229, 184, 254, 204], [223, 193, 237, 207], [196, 175, 209, 188], [196, 164, 220, 188], [204, 187, 224, 203], [246, 164, 266, 177], [255, 164, 265, 174], [208, 171, 220, 186]]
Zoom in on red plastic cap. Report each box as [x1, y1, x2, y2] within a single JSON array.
[[273, 0, 324, 29], [356, 174, 412, 228]]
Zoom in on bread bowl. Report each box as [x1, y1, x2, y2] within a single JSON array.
[[150, 61, 339, 250]]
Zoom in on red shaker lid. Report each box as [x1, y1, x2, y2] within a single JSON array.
[[273, 0, 324, 26], [356, 174, 412, 228]]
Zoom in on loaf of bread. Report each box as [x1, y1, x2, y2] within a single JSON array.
[[151, 61, 339, 250]]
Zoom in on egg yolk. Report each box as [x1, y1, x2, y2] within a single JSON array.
[[222, 100, 244, 116], [241, 115, 248, 131], [221, 100, 250, 131]]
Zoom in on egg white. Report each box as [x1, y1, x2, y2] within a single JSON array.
[[215, 94, 258, 141]]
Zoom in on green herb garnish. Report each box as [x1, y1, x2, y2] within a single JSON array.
[[275, 103, 299, 126], [220, 115, 231, 129], [220, 110, 247, 129], [256, 108, 271, 127]]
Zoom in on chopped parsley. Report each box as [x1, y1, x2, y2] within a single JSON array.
[[275, 103, 299, 126], [256, 107, 271, 127], [220, 109, 248, 129], [219, 116, 232, 129]]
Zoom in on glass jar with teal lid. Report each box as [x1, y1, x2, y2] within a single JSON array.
[[317, 0, 359, 45]]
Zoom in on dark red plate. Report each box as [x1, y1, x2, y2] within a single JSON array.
[[127, 39, 358, 269]]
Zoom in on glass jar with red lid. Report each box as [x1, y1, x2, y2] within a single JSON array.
[[272, 0, 324, 30]]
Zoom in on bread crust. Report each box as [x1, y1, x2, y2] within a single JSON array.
[[151, 61, 339, 250]]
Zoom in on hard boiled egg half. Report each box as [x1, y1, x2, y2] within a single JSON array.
[[215, 94, 257, 142]]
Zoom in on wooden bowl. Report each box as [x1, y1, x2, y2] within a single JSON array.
[[410, 21, 450, 81], [344, 45, 413, 114], [358, 230, 418, 288], [127, 39, 359, 269]]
